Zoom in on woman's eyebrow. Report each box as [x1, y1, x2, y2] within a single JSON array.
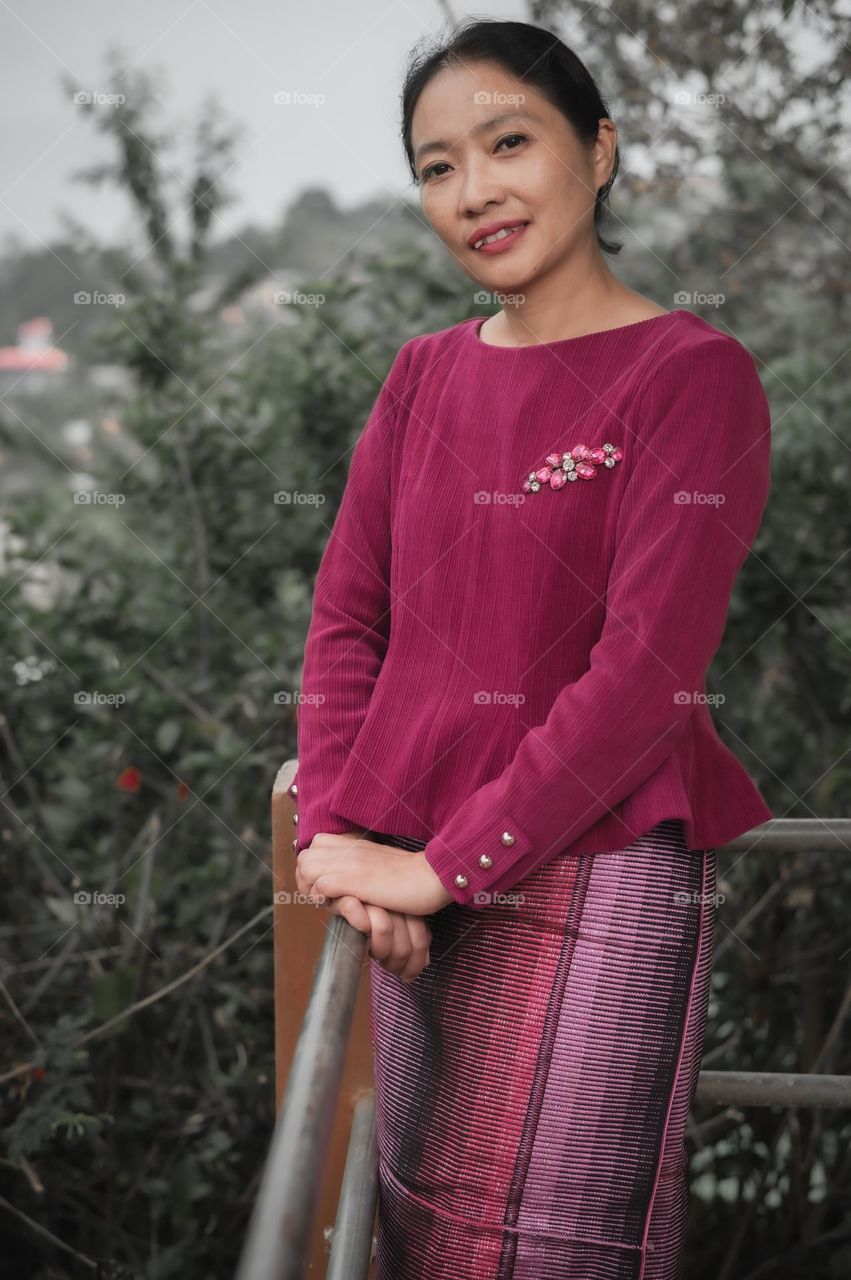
[[414, 111, 539, 164]]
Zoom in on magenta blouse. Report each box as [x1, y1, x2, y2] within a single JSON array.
[[293, 309, 773, 907]]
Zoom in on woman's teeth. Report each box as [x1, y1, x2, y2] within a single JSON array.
[[474, 224, 526, 249]]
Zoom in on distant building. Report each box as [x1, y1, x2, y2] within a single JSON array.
[[0, 317, 70, 394]]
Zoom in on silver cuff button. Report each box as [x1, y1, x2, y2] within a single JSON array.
[[454, 874, 469, 889], [501, 831, 516, 846]]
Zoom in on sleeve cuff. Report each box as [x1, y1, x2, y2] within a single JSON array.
[[423, 813, 534, 908]]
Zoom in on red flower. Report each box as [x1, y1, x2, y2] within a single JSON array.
[[116, 766, 142, 792]]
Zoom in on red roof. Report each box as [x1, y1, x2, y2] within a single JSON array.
[[0, 347, 69, 372]]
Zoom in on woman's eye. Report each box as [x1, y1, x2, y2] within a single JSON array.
[[495, 133, 527, 152], [422, 161, 451, 182]]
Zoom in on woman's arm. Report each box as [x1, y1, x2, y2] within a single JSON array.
[[293, 339, 414, 855], [421, 337, 773, 906]]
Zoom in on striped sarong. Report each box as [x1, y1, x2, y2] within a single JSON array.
[[363, 818, 716, 1279]]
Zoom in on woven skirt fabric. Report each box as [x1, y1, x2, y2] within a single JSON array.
[[362, 818, 716, 1280]]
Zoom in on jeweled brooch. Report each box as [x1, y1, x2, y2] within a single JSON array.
[[522, 442, 624, 492]]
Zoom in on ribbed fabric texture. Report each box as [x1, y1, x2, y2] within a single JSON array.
[[294, 309, 773, 907], [366, 819, 716, 1279]]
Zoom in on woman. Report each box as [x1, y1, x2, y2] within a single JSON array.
[[294, 18, 772, 1280]]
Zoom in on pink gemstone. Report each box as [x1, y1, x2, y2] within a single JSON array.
[[575, 463, 597, 479], [571, 444, 589, 460], [550, 469, 567, 489], [588, 448, 606, 464], [545, 453, 562, 468], [535, 465, 553, 483], [612, 448, 624, 461]]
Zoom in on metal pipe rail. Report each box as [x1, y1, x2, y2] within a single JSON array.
[[238, 808, 851, 1279], [235, 915, 368, 1280]]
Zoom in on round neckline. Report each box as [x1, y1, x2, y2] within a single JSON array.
[[467, 309, 682, 351]]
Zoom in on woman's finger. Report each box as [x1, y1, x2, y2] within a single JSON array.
[[364, 905, 396, 963], [325, 895, 372, 934], [399, 913, 431, 982], [382, 911, 413, 976]]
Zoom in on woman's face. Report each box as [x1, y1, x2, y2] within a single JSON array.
[[410, 59, 616, 290]]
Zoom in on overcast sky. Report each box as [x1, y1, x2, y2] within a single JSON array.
[[0, 0, 526, 255]]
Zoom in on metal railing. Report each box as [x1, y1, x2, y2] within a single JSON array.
[[237, 815, 851, 1279]]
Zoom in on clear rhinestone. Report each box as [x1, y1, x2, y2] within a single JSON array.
[[530, 481, 540, 492], [604, 457, 615, 467], [567, 471, 578, 481], [603, 443, 614, 453]]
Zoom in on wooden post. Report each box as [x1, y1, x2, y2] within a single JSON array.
[[272, 761, 377, 1276]]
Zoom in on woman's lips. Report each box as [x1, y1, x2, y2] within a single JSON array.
[[472, 222, 530, 255]]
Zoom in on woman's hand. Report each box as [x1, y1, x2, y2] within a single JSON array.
[[296, 833, 455, 916], [324, 895, 432, 983]]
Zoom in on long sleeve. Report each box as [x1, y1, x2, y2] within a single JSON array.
[[423, 337, 772, 906], [293, 339, 414, 854]]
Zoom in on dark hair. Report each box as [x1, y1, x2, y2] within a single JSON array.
[[400, 18, 622, 256]]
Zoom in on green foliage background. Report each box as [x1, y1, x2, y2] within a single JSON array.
[[2, 4, 851, 1276]]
